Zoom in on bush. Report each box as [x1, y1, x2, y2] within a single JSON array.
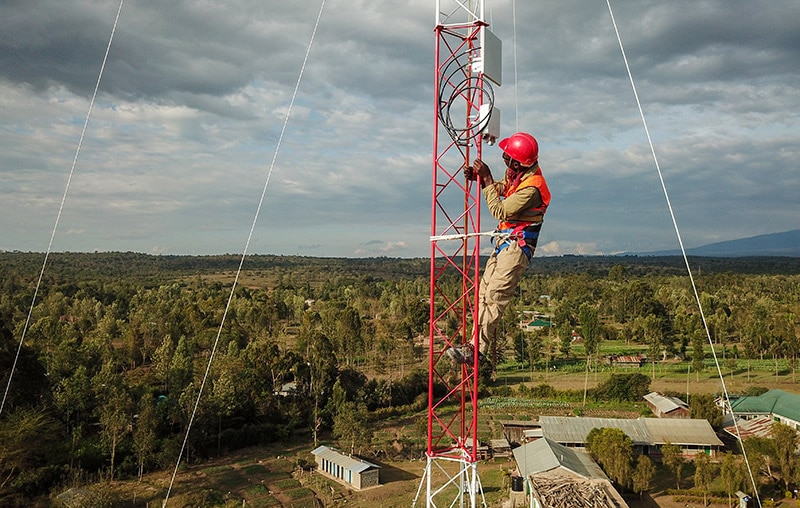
[[743, 386, 769, 396], [529, 384, 556, 398], [593, 373, 650, 402], [10, 464, 69, 498]]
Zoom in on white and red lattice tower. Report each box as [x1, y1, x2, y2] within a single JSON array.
[[415, 1, 501, 507]]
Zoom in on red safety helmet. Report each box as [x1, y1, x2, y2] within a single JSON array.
[[498, 132, 538, 166]]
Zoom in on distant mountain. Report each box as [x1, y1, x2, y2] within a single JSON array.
[[634, 229, 800, 257]]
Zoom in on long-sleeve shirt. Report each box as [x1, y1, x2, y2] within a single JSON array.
[[482, 166, 545, 225]]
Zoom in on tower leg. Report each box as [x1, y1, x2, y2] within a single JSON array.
[[414, 454, 486, 508]]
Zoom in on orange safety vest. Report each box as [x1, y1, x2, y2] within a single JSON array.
[[498, 167, 551, 231]]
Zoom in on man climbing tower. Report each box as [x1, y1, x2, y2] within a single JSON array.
[[448, 132, 551, 379]]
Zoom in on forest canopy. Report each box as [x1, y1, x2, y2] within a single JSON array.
[[1, 252, 799, 504]]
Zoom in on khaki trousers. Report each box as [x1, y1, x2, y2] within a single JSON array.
[[478, 241, 530, 355]]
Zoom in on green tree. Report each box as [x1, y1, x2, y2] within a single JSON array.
[[632, 455, 655, 500], [772, 421, 799, 488], [720, 452, 746, 508], [176, 382, 204, 462], [169, 336, 194, 396], [526, 332, 544, 370], [0, 321, 49, 412], [151, 335, 174, 392], [586, 427, 634, 488], [743, 436, 775, 479], [557, 322, 572, 358], [305, 330, 338, 446], [579, 303, 601, 407], [691, 329, 706, 380], [594, 373, 650, 402], [512, 328, 527, 364], [209, 368, 238, 454], [689, 393, 723, 430], [327, 378, 348, 417], [52, 364, 93, 469], [133, 395, 158, 480], [0, 408, 61, 496], [643, 314, 665, 379], [332, 401, 374, 456], [97, 385, 133, 481], [607, 264, 627, 283], [661, 442, 685, 489], [321, 303, 363, 366], [782, 311, 799, 383], [693, 452, 716, 506], [725, 356, 738, 380]]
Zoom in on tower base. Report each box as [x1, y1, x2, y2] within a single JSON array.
[[413, 452, 486, 508]]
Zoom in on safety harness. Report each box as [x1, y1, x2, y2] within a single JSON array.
[[492, 166, 550, 261], [492, 223, 542, 261]]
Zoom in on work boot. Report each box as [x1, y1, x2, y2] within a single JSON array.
[[445, 345, 475, 365]]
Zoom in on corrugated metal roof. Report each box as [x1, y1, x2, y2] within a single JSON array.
[[644, 391, 688, 414], [524, 429, 544, 438], [311, 446, 380, 474], [642, 418, 723, 446], [525, 319, 552, 327], [499, 419, 540, 427], [612, 355, 644, 363], [540, 416, 723, 447], [729, 389, 800, 423], [540, 416, 652, 446], [513, 438, 608, 480], [723, 415, 774, 440], [489, 438, 511, 449]]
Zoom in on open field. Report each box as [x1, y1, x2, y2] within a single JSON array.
[[497, 360, 800, 397], [391, 338, 800, 400]]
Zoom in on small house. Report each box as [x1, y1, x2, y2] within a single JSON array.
[[728, 389, 800, 431], [311, 445, 381, 490], [607, 354, 646, 368], [500, 420, 541, 445], [489, 438, 512, 458], [512, 438, 629, 508], [275, 381, 298, 397], [644, 392, 690, 419], [520, 318, 552, 332]]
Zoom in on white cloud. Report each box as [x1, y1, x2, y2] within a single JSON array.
[[1, 0, 799, 256]]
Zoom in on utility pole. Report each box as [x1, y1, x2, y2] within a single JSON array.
[[414, 1, 501, 507]]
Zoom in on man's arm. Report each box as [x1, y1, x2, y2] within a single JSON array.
[[483, 184, 540, 221]]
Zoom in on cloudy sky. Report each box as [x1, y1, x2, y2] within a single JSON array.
[[2, 0, 798, 258]]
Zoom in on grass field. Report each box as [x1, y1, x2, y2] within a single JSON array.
[[484, 338, 800, 398]]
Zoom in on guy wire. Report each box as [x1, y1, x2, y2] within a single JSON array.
[[0, 0, 126, 417], [605, 1, 762, 505], [161, 0, 328, 505]]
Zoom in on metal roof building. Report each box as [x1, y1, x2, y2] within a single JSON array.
[[729, 389, 800, 431], [513, 437, 607, 480], [499, 419, 540, 445], [723, 415, 775, 440], [540, 416, 652, 447], [642, 417, 723, 447], [311, 445, 381, 490], [512, 438, 629, 508], [643, 391, 690, 418], [539, 416, 723, 458]]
